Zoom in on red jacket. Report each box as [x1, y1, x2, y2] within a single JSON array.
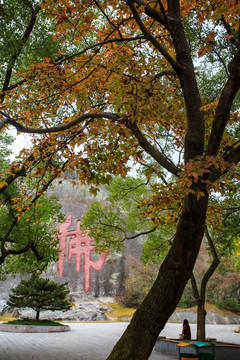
[[182, 324, 191, 339]]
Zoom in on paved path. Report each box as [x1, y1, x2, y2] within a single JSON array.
[[0, 322, 240, 360]]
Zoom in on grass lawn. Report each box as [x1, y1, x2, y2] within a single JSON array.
[[105, 302, 135, 321], [5, 319, 63, 326]]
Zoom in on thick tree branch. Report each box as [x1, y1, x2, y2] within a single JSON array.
[[1, 218, 18, 255], [0, 238, 43, 265], [1, 111, 182, 178], [151, 0, 204, 164], [30, 241, 44, 260], [0, 111, 117, 134], [151, 69, 176, 81], [132, 0, 166, 25], [191, 273, 199, 300], [0, 240, 31, 265], [167, 0, 181, 18], [206, 49, 240, 157], [191, 230, 219, 304], [6, 99, 181, 182], [201, 226, 220, 298]]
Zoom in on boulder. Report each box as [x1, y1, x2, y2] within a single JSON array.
[[15, 303, 111, 321], [0, 300, 6, 315], [0, 300, 14, 316]]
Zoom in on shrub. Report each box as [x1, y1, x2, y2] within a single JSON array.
[[216, 299, 240, 313], [178, 293, 193, 309]]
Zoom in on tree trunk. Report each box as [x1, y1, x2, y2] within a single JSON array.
[[36, 309, 40, 321], [191, 274, 207, 341], [197, 298, 206, 341], [191, 227, 220, 341], [107, 193, 208, 360]]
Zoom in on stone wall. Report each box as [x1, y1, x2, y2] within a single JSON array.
[[0, 180, 144, 303]]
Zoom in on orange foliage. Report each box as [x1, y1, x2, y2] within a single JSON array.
[[0, 0, 240, 233]]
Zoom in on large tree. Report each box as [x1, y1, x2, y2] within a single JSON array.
[[0, 0, 240, 359]]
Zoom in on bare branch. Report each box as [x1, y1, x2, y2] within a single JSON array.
[[212, 48, 229, 76], [6, 79, 26, 92], [127, 0, 177, 68], [125, 118, 181, 175], [56, 36, 145, 65], [113, 179, 150, 200], [125, 225, 158, 240], [0, 3, 41, 103], [93, 0, 123, 38]]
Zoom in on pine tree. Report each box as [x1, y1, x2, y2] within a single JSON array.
[[7, 275, 72, 320]]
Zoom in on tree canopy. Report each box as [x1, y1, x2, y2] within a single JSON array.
[[0, 0, 239, 358]]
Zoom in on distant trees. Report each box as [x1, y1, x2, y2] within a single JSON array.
[[117, 256, 159, 308], [7, 275, 72, 320]]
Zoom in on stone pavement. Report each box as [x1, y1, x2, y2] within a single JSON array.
[[0, 322, 240, 360]]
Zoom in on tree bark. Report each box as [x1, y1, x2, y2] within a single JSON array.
[[197, 298, 206, 341], [36, 309, 40, 321], [191, 273, 207, 341], [107, 192, 208, 359]]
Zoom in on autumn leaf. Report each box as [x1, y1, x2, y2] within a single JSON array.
[[0, 181, 8, 189]]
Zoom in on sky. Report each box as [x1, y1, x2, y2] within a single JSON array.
[[9, 129, 32, 160]]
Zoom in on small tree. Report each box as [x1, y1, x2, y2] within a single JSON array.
[[7, 275, 72, 320]]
